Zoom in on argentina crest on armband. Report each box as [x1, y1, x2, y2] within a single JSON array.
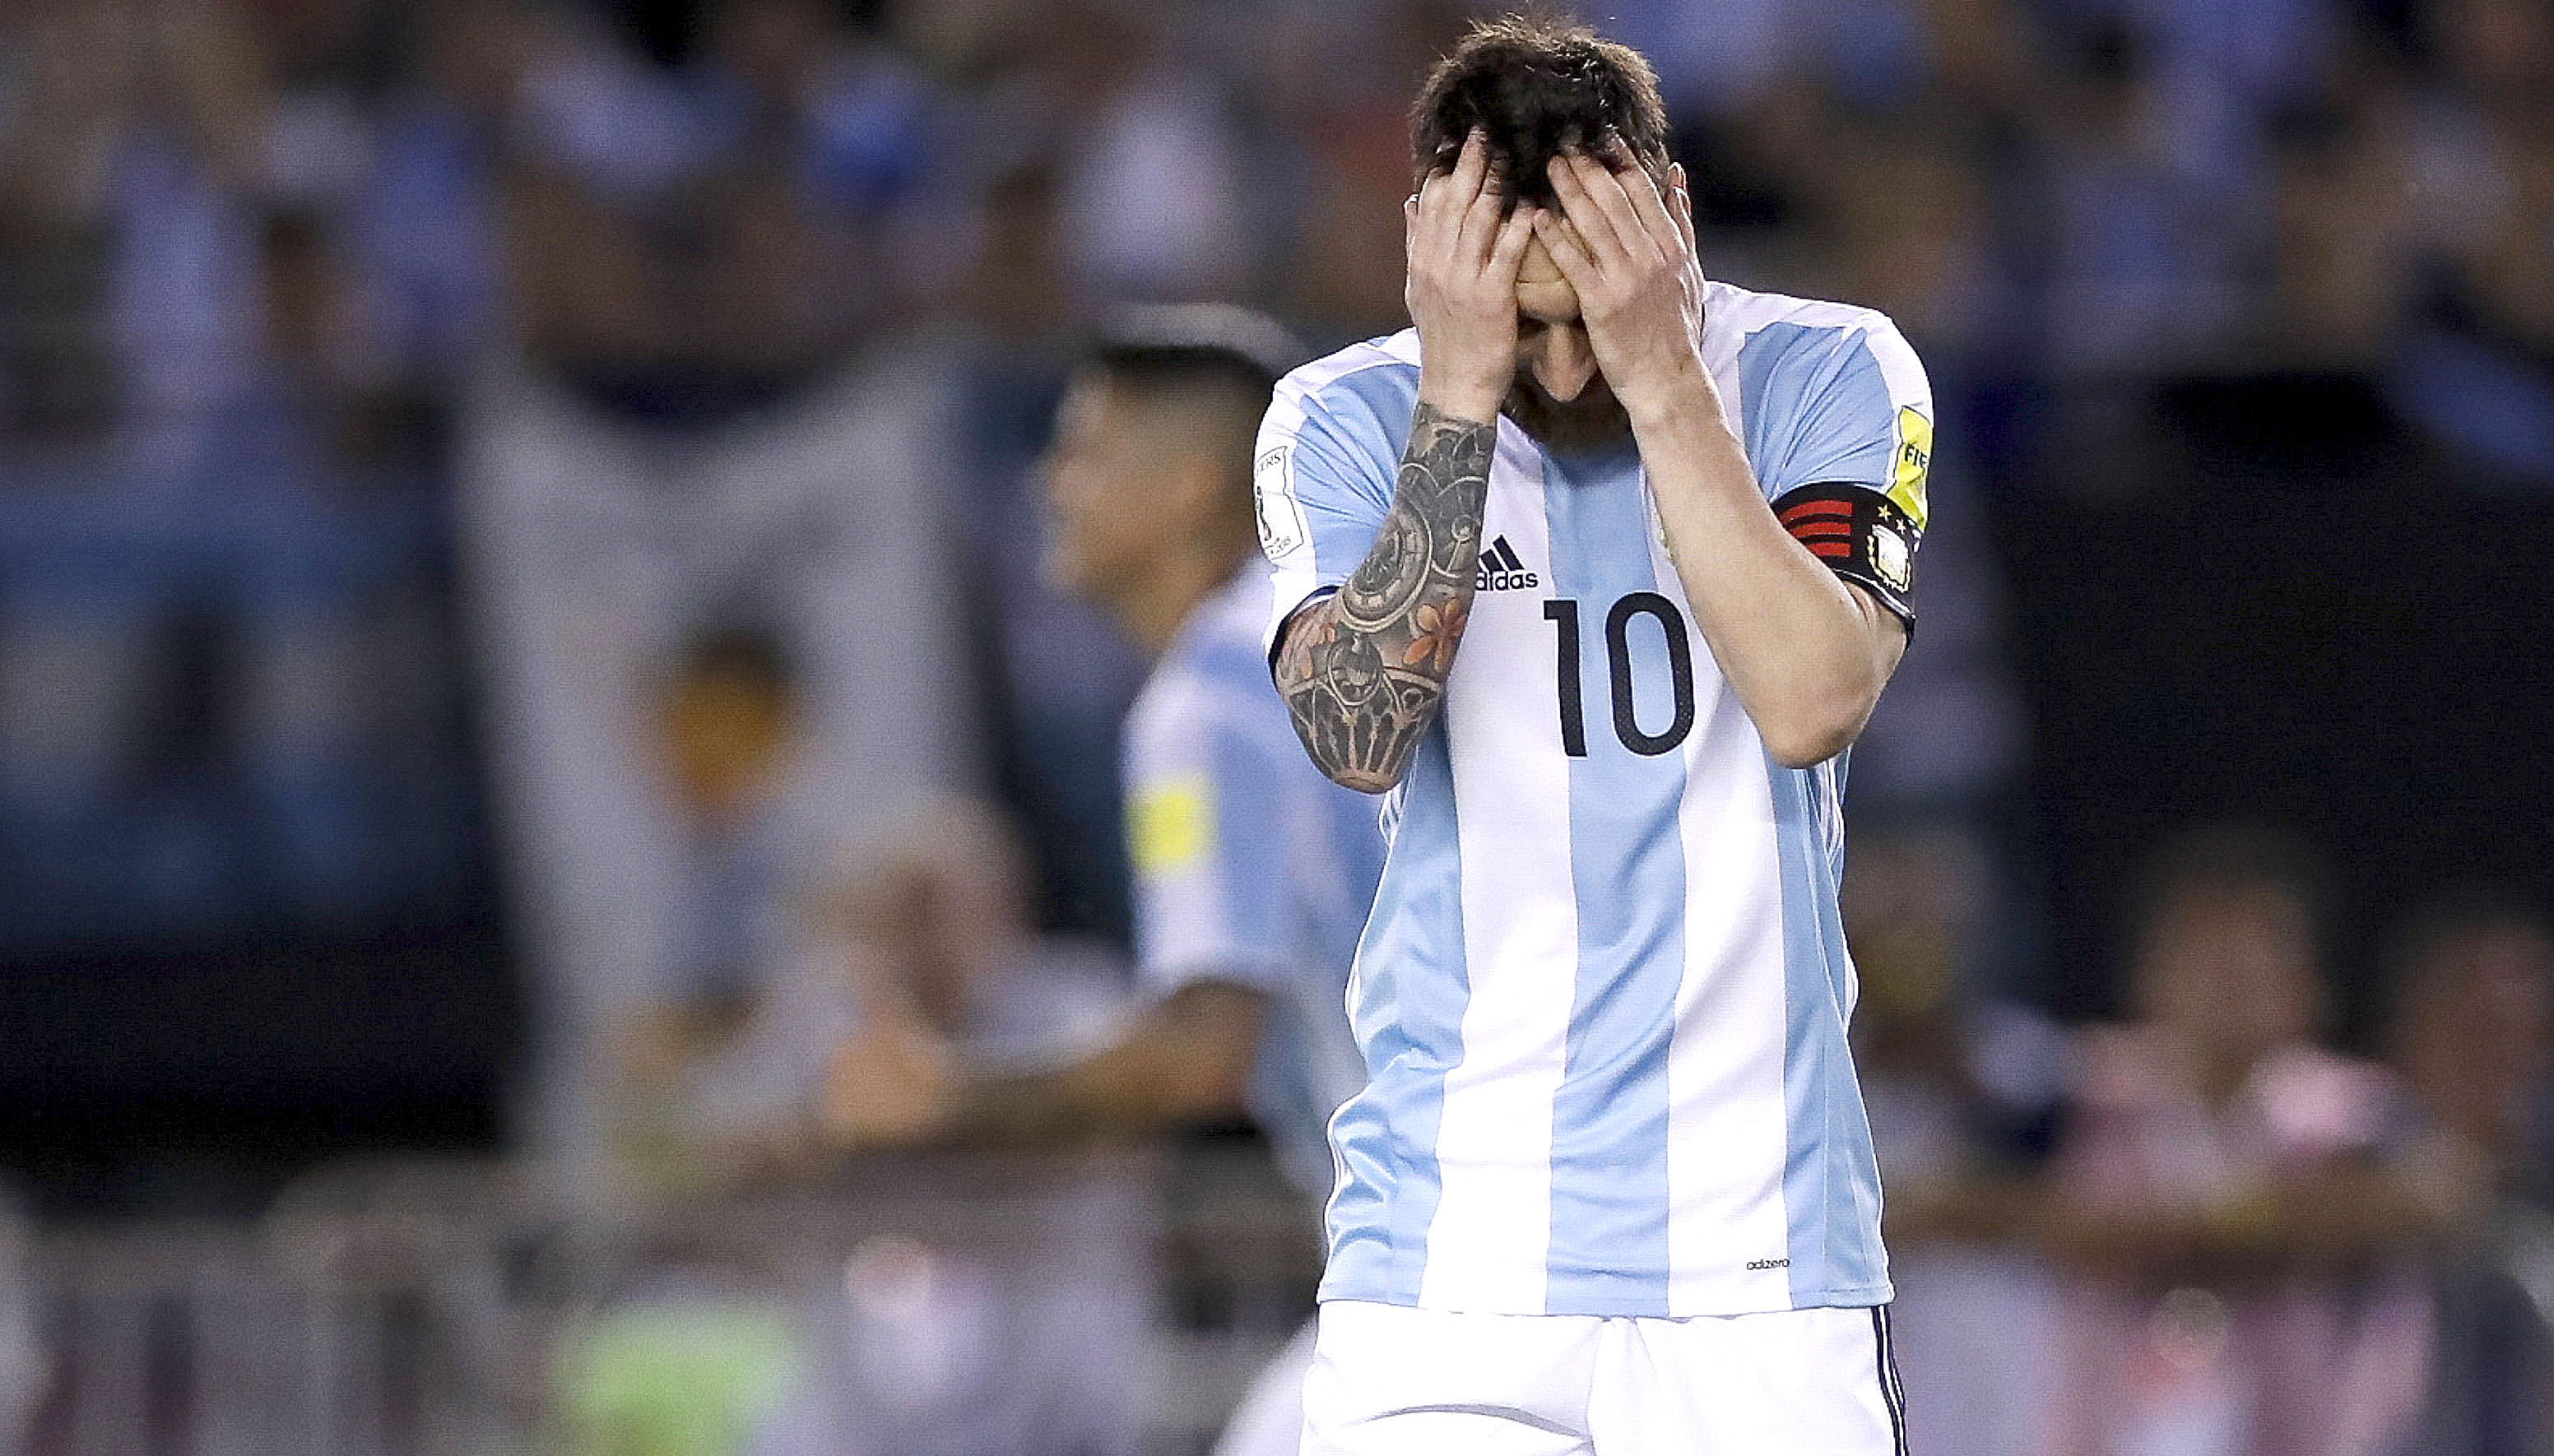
[[1769, 475, 1924, 626]]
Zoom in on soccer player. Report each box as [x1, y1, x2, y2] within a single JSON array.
[[1254, 16, 1930, 1454], [821, 306, 1387, 1456]]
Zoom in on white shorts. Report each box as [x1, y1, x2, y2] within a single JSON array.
[[1300, 1300, 1906, 1456], [1214, 1321, 1317, 1456]]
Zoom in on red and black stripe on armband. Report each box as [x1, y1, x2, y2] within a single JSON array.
[[1771, 483, 1920, 629]]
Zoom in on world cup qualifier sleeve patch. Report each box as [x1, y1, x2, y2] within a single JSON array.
[[1771, 482, 1920, 629]]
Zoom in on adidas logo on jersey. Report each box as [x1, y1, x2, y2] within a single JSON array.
[[1476, 536, 1539, 591]]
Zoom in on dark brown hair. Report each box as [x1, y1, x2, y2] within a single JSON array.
[[1409, 12, 1673, 209], [1088, 304, 1304, 405], [1083, 304, 1307, 530]]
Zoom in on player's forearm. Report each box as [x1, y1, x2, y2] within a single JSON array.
[[1275, 402, 1495, 793], [944, 984, 1263, 1143], [951, 1046, 1241, 1143], [1629, 381, 1900, 767]]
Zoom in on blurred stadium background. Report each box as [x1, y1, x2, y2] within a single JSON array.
[[1, 0, 2552, 1450]]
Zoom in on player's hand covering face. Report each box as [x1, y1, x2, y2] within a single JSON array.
[[1533, 149, 1710, 416], [1405, 129, 1539, 424]]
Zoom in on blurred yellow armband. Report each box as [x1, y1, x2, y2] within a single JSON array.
[[1131, 773, 1215, 875]]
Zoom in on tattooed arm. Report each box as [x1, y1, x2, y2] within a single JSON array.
[[1275, 403, 1495, 793], [1270, 131, 1531, 793]]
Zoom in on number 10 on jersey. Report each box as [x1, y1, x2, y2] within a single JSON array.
[[1543, 595, 1697, 758]]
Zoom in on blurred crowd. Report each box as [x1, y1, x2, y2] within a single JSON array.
[[3, 0, 2554, 1452], [5, 0, 2552, 943], [1849, 821, 2554, 1455], [11, 0, 2554, 449]]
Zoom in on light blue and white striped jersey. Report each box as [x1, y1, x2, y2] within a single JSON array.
[[1126, 568, 1389, 1203], [1251, 281, 1934, 1319]]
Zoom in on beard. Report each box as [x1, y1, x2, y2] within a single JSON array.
[[1503, 366, 1633, 454]]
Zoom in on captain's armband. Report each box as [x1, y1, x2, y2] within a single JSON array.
[[1771, 483, 1920, 629]]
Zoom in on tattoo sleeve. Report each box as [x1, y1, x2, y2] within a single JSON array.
[[1275, 402, 1494, 793]]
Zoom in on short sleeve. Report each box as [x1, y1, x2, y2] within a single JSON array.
[[1735, 318, 1934, 626], [1252, 364, 1409, 652], [1125, 675, 1307, 998]]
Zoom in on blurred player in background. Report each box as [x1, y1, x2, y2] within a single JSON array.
[[609, 623, 835, 1186], [1255, 16, 1929, 1454], [824, 305, 1388, 1456]]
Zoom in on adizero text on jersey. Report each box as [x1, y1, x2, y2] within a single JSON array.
[[1254, 281, 1932, 1320]]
